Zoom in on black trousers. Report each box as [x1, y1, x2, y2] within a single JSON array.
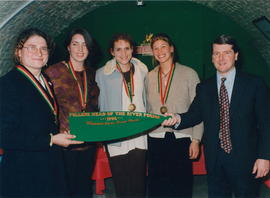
[[147, 133, 193, 198], [63, 145, 96, 198], [207, 148, 260, 198], [107, 148, 147, 198]]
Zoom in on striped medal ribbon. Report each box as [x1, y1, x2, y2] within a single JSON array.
[[116, 62, 136, 112], [66, 61, 88, 111], [16, 65, 58, 117], [157, 63, 175, 114]]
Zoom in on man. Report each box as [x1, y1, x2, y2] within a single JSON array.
[[163, 35, 270, 198]]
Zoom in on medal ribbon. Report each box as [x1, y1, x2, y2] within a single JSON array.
[[66, 61, 88, 110], [116, 62, 134, 104], [158, 63, 175, 105], [16, 65, 57, 116]]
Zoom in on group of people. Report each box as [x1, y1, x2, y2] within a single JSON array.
[[0, 27, 269, 198]]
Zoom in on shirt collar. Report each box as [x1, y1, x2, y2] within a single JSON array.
[[217, 67, 236, 85]]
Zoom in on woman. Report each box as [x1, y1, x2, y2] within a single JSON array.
[[145, 33, 203, 198], [96, 33, 148, 198], [45, 28, 99, 198], [0, 28, 83, 197]]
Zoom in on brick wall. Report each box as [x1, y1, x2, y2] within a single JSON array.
[[0, 0, 269, 76]]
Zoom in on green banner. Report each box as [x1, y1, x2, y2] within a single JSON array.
[[69, 111, 167, 142]]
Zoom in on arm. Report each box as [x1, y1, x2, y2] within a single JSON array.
[[144, 74, 150, 113], [161, 83, 203, 129], [254, 79, 270, 160], [0, 79, 51, 151], [188, 71, 204, 159], [46, 66, 81, 133], [87, 69, 100, 112], [95, 69, 106, 111], [178, 83, 203, 130], [252, 79, 270, 178], [0, 75, 83, 151], [87, 81, 100, 112]]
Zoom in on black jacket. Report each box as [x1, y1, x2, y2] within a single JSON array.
[[178, 70, 270, 174], [0, 68, 68, 197]]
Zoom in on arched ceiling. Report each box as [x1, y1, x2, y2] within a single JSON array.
[[0, 0, 269, 76]]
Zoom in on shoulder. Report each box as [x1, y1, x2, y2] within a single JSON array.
[[238, 70, 263, 81], [0, 68, 23, 85], [198, 75, 216, 90], [96, 65, 107, 81], [0, 68, 28, 94], [131, 57, 148, 74], [95, 63, 116, 86], [44, 61, 67, 79], [175, 62, 198, 77], [237, 70, 268, 88], [148, 65, 159, 78], [96, 65, 105, 75]]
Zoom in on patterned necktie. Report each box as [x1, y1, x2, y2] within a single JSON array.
[[219, 77, 232, 153]]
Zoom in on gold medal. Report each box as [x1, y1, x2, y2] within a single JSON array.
[[128, 104, 136, 112], [160, 106, 168, 114]]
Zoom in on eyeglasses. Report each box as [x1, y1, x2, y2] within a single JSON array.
[[23, 45, 49, 55]]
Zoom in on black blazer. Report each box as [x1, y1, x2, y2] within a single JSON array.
[[0, 68, 67, 197], [177, 70, 270, 173]]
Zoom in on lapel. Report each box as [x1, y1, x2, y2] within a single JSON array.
[[229, 70, 246, 118], [208, 76, 220, 113], [209, 76, 220, 126], [16, 68, 56, 115]]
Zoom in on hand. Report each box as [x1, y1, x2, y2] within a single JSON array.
[[63, 130, 70, 134], [52, 133, 84, 148], [189, 140, 200, 159], [252, 159, 270, 178], [161, 113, 181, 127]]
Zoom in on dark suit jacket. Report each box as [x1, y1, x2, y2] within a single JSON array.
[[0, 68, 68, 197], [177, 70, 270, 174]]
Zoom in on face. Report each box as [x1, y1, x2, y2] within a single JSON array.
[[212, 44, 238, 76], [152, 39, 174, 65], [17, 35, 49, 74], [68, 34, 89, 64], [111, 40, 133, 66]]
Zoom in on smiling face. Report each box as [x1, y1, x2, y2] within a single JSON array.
[[68, 34, 89, 64], [17, 35, 49, 75], [212, 44, 238, 76], [111, 39, 133, 67], [152, 39, 174, 65]]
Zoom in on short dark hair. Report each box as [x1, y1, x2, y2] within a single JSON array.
[[64, 28, 93, 63], [212, 34, 239, 53], [14, 28, 53, 64], [108, 33, 134, 54]]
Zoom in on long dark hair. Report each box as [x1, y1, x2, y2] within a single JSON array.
[[64, 28, 93, 67]]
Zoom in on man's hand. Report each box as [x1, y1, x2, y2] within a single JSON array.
[[189, 140, 200, 159], [252, 159, 270, 178], [161, 113, 181, 127], [52, 133, 84, 148]]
